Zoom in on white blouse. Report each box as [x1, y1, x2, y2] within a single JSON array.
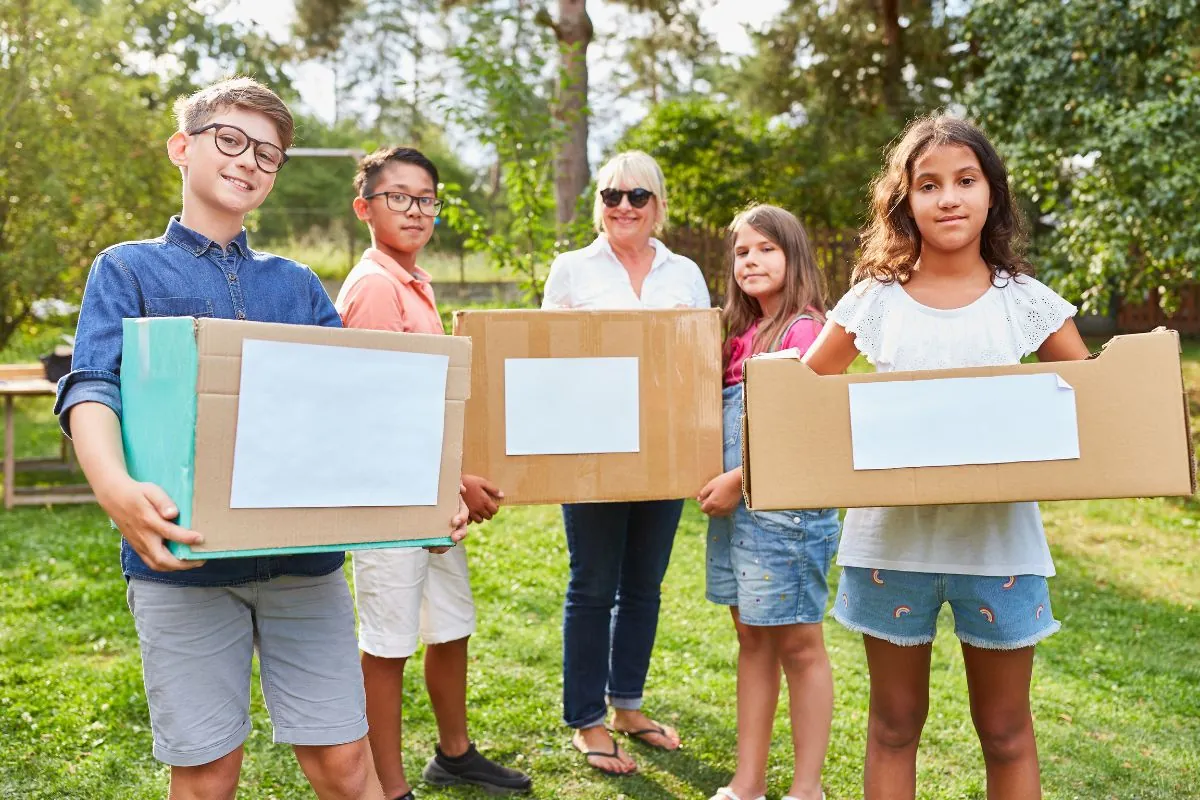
[[829, 272, 1078, 577], [541, 235, 711, 310]]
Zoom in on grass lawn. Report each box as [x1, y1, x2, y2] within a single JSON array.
[[1, 337, 1197, 798]]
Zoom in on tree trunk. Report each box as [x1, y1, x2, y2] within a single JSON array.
[[879, 0, 904, 116], [553, 0, 592, 225]]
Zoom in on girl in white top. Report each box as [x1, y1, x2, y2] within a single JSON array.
[[542, 151, 709, 779], [803, 116, 1090, 800]]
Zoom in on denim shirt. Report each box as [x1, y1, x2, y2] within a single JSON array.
[[54, 216, 346, 586]]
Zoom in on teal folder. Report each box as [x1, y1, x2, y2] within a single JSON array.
[[120, 317, 453, 558]]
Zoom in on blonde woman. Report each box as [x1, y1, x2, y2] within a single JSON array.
[[542, 151, 710, 777]]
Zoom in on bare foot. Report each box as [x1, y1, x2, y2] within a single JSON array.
[[611, 708, 681, 751], [572, 725, 637, 775]]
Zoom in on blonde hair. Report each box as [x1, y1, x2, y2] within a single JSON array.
[[722, 205, 827, 363], [592, 151, 668, 234], [173, 76, 295, 150]]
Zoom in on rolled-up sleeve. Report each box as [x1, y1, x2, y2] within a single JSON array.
[[54, 252, 142, 436]]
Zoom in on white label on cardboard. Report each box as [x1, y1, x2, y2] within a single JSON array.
[[230, 339, 448, 508], [504, 357, 640, 455], [847, 373, 1079, 470]]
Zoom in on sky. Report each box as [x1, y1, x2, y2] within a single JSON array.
[[212, 0, 788, 161]]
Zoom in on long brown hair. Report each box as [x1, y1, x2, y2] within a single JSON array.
[[723, 205, 828, 362], [855, 114, 1032, 285]]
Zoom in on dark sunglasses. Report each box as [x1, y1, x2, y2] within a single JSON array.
[[188, 123, 289, 173], [600, 187, 654, 209]]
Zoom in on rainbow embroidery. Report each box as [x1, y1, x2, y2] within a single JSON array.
[[893, 605, 912, 618], [841, 593, 849, 608], [979, 607, 995, 624], [1002, 576, 1016, 590], [871, 569, 885, 586], [1035, 605, 1045, 620]]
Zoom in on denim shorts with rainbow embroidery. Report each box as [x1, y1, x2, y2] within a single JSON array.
[[830, 567, 1060, 650]]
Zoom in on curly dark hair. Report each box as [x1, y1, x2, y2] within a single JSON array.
[[855, 114, 1032, 286]]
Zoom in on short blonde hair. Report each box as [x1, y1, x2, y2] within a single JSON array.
[[173, 77, 295, 150], [593, 151, 668, 234]]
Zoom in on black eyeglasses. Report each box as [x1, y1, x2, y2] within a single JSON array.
[[362, 191, 444, 217], [188, 123, 289, 173], [600, 187, 654, 209]]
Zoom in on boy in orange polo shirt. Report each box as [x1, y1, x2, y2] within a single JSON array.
[[336, 147, 530, 800]]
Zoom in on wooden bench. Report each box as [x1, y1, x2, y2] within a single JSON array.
[[0, 363, 93, 509]]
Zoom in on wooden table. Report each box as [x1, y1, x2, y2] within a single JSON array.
[[0, 367, 94, 510]]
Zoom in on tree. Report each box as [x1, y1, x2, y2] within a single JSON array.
[[438, 3, 584, 302], [295, 0, 445, 137], [535, 0, 593, 225], [0, 0, 295, 348], [719, 0, 958, 119], [0, 0, 179, 347], [962, 0, 1200, 312], [603, 0, 720, 106]]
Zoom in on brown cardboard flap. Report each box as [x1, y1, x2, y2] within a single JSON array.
[[189, 319, 470, 552], [744, 329, 1195, 509], [454, 309, 723, 504], [193, 318, 470, 399]]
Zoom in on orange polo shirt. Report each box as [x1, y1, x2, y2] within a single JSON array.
[[335, 248, 444, 335]]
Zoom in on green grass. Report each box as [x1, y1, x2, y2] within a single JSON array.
[[1, 500, 1197, 798], [1, 332, 1197, 798]]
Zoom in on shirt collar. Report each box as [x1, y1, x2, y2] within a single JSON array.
[[588, 234, 673, 270], [164, 216, 250, 258], [361, 247, 431, 284]]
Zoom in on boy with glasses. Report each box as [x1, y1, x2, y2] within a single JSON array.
[[56, 77, 469, 799], [336, 146, 532, 800]]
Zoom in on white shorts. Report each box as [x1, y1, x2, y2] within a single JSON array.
[[352, 545, 476, 658]]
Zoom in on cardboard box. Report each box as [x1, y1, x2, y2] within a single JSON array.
[[121, 317, 470, 558], [453, 309, 723, 504], [743, 329, 1195, 509]]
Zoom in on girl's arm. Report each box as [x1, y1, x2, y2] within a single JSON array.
[[801, 321, 861, 375], [698, 467, 742, 517], [1037, 318, 1090, 362]]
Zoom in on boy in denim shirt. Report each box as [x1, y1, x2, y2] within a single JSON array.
[[55, 77, 466, 799]]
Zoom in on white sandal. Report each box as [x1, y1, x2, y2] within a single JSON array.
[[710, 789, 766, 800]]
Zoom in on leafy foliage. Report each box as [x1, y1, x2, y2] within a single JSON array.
[[438, 3, 590, 303], [0, 0, 178, 348], [963, 0, 1200, 312]]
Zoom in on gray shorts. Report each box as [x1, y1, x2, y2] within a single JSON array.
[[126, 571, 368, 767]]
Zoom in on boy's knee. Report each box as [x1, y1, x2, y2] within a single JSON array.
[[170, 752, 242, 800], [299, 739, 377, 798]]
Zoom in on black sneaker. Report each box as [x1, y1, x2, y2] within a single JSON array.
[[422, 743, 532, 795]]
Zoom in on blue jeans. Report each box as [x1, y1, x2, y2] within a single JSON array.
[[561, 499, 684, 729], [707, 384, 840, 625]]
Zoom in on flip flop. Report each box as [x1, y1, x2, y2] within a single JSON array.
[[612, 723, 680, 751], [710, 788, 765, 800], [571, 731, 635, 777]]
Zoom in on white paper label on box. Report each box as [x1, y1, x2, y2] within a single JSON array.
[[847, 373, 1079, 470], [504, 357, 640, 455], [230, 339, 449, 508]]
